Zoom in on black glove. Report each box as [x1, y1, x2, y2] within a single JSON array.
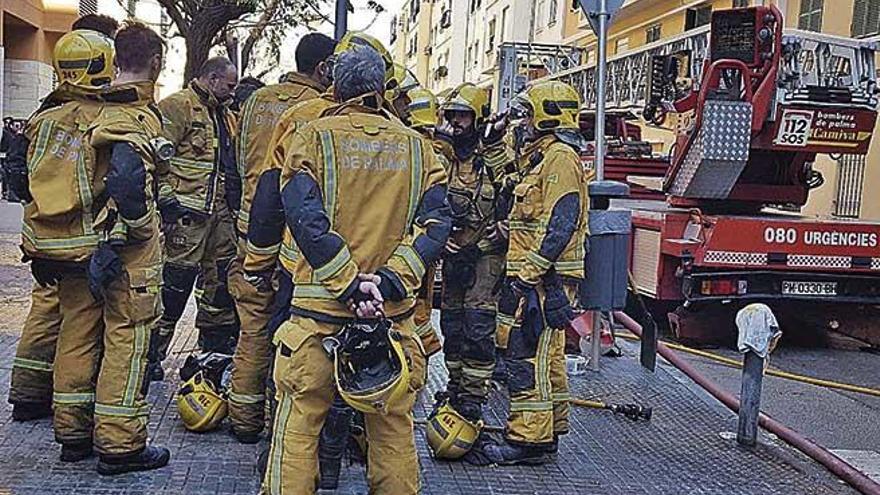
[[88, 242, 123, 301], [543, 284, 574, 330], [31, 259, 66, 286], [244, 268, 274, 293], [158, 196, 186, 225]]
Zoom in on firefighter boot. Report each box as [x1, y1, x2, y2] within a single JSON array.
[[472, 440, 547, 466], [318, 396, 354, 490], [12, 402, 53, 421], [96, 446, 171, 476], [60, 440, 94, 462]]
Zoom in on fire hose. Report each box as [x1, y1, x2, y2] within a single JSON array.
[[613, 310, 880, 495], [615, 333, 880, 399]]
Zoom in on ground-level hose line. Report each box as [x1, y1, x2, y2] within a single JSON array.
[[614, 333, 880, 399], [613, 310, 880, 495]]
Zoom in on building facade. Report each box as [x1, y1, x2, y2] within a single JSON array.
[[1, 0, 77, 120]]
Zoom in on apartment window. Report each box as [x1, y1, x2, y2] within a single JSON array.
[[834, 155, 866, 218], [160, 11, 169, 37], [410, 0, 420, 19], [473, 42, 480, 66], [126, 0, 137, 17], [587, 49, 596, 66], [798, 0, 824, 32], [685, 4, 712, 30], [487, 19, 496, 52], [537, 1, 546, 29], [501, 7, 509, 41], [852, 0, 880, 38], [733, 0, 750, 7], [646, 23, 662, 43], [78, 0, 97, 15], [548, 0, 558, 26], [615, 37, 630, 54]]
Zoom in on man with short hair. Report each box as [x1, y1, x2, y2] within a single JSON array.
[[262, 45, 451, 494], [71, 13, 119, 37], [148, 57, 241, 382], [227, 32, 335, 444], [23, 20, 170, 474]]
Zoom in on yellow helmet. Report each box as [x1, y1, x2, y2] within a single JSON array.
[[327, 320, 410, 415], [425, 395, 481, 459], [53, 29, 115, 87], [440, 83, 490, 127], [513, 80, 581, 131], [407, 87, 438, 129], [335, 31, 393, 81], [385, 63, 420, 102], [177, 371, 228, 432]]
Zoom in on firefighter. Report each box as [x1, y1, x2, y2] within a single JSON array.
[[8, 17, 119, 422], [227, 32, 336, 444], [261, 45, 451, 495], [471, 80, 588, 466], [148, 57, 241, 382], [21, 21, 169, 473], [435, 82, 508, 424]]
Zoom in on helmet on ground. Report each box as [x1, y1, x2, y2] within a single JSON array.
[[53, 29, 115, 87], [425, 394, 481, 459], [407, 87, 439, 129], [440, 83, 490, 127], [513, 80, 581, 131], [177, 370, 228, 432], [386, 63, 420, 101], [334, 31, 393, 81], [326, 319, 410, 415]]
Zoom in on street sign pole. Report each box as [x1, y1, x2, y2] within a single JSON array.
[[334, 0, 348, 41], [594, 0, 608, 182]]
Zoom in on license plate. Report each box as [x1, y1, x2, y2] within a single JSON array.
[[781, 281, 837, 296]]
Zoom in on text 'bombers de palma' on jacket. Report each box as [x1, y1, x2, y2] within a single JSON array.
[[235, 72, 326, 237], [278, 96, 452, 322], [21, 81, 163, 262], [507, 134, 590, 283], [158, 80, 238, 216]]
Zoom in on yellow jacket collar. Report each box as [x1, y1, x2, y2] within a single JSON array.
[[190, 79, 222, 109], [280, 72, 327, 93], [99, 81, 156, 105]]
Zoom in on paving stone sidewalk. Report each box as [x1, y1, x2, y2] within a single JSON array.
[[0, 235, 854, 494]]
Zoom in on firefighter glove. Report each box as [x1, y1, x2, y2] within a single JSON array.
[[88, 242, 123, 302], [244, 268, 274, 293], [543, 283, 574, 330], [158, 196, 186, 225]]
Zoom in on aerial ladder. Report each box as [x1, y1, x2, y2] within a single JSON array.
[[497, 6, 880, 345]]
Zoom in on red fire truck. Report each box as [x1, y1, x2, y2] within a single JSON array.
[[500, 6, 880, 344]]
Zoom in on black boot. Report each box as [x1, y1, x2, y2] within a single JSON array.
[[231, 427, 261, 444], [11, 401, 52, 421], [467, 440, 547, 466], [60, 441, 94, 462], [317, 396, 354, 490], [96, 446, 171, 476]]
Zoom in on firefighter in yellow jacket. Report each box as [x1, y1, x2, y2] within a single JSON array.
[[8, 20, 118, 422], [148, 57, 240, 382], [227, 32, 336, 443], [21, 22, 170, 473], [470, 80, 588, 466], [435, 83, 509, 424], [262, 46, 451, 495]]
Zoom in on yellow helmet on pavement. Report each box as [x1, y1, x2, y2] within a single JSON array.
[[328, 319, 411, 415], [53, 29, 115, 87], [440, 83, 490, 127], [425, 396, 481, 459], [407, 87, 439, 129], [177, 371, 228, 432], [513, 80, 581, 131]]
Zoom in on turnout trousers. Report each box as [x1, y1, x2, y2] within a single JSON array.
[[150, 194, 238, 367], [261, 314, 426, 495], [227, 255, 293, 435], [440, 253, 504, 411], [498, 282, 577, 446], [53, 238, 162, 454], [9, 283, 62, 407]]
